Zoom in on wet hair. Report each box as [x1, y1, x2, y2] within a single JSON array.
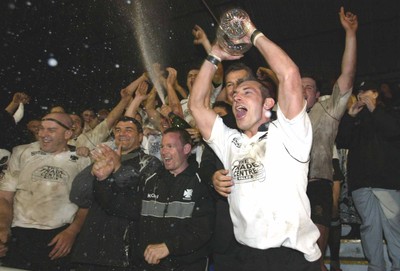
[[225, 62, 255, 79], [117, 116, 143, 133], [163, 127, 193, 147], [237, 78, 273, 101], [259, 82, 273, 101], [260, 80, 277, 100]]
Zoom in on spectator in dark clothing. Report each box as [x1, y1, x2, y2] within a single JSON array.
[[336, 80, 400, 271], [92, 127, 215, 271], [70, 117, 162, 270]]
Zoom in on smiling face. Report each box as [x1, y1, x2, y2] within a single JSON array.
[[113, 120, 143, 154], [160, 131, 191, 176], [233, 80, 271, 136], [39, 113, 72, 154]]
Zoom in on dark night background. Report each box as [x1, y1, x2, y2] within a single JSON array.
[[1, 0, 399, 121]]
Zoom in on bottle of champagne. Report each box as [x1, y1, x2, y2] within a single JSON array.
[[168, 112, 191, 129]]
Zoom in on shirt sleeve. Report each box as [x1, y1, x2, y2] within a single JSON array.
[[75, 120, 111, 149], [70, 164, 95, 208], [0, 144, 28, 191], [275, 103, 313, 163], [205, 115, 236, 169]]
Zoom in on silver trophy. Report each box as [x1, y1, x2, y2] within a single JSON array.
[[216, 8, 252, 55]]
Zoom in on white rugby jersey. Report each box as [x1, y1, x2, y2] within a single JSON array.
[[206, 105, 321, 262], [0, 142, 91, 229]]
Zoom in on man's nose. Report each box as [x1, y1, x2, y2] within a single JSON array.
[[233, 93, 242, 102]]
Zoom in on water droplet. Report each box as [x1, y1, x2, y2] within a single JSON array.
[[47, 58, 58, 67], [115, 64, 120, 68]]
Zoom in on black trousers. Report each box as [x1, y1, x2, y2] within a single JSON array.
[[2, 225, 71, 271]]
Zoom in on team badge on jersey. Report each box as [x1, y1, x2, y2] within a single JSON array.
[[32, 166, 69, 183], [69, 155, 79, 161], [232, 136, 242, 148], [231, 157, 265, 184], [183, 189, 193, 200]]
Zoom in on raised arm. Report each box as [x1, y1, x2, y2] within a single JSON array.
[[337, 6, 358, 94], [246, 25, 304, 119], [144, 87, 169, 132], [192, 25, 224, 87], [192, 24, 212, 53], [124, 81, 149, 118], [5, 92, 30, 116], [189, 56, 221, 140], [105, 75, 146, 129], [165, 67, 184, 117]]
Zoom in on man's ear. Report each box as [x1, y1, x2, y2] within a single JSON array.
[[64, 129, 73, 140], [316, 91, 321, 100], [263, 97, 275, 111], [183, 143, 192, 155]]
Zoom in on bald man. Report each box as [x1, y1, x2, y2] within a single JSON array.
[[0, 113, 91, 270]]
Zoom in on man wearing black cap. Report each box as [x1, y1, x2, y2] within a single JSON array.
[[336, 80, 400, 271]]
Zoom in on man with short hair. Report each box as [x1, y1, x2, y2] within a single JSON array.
[[189, 14, 320, 271], [92, 127, 215, 271], [69, 75, 147, 150], [0, 112, 91, 270], [70, 116, 162, 270], [216, 62, 254, 105], [199, 63, 251, 271], [304, 8, 358, 271]]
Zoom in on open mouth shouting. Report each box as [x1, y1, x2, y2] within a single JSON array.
[[235, 104, 248, 120]]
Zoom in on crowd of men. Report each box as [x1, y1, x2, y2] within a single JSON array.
[[1, 6, 400, 271]]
